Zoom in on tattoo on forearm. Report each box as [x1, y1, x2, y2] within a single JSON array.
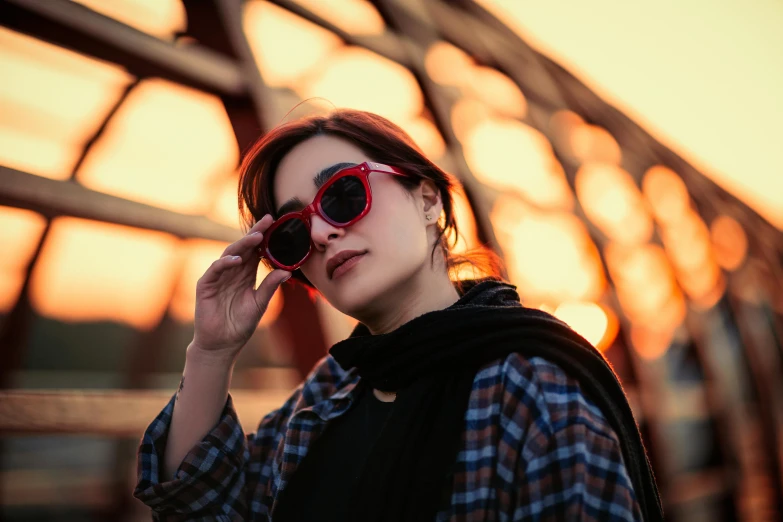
[[176, 376, 184, 401]]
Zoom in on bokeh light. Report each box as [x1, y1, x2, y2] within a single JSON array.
[[208, 171, 243, 229], [76, 79, 239, 214], [294, 0, 386, 36], [576, 162, 653, 245], [0, 207, 47, 312], [491, 197, 605, 303], [463, 117, 574, 209], [710, 215, 748, 271], [243, 1, 342, 89], [425, 41, 526, 119], [425, 41, 474, 87], [71, 0, 186, 39], [0, 28, 132, 180], [296, 46, 424, 126], [642, 165, 691, 226], [550, 111, 621, 165], [604, 242, 685, 332], [29, 218, 179, 330], [660, 209, 724, 308], [449, 184, 480, 255], [553, 301, 618, 351], [397, 116, 446, 159]]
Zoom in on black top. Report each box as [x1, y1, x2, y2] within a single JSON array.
[[272, 384, 395, 522], [327, 278, 663, 521]]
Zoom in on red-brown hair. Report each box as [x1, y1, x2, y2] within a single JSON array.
[[238, 108, 502, 290]]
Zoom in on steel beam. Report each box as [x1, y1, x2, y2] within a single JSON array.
[[0, 166, 240, 242], [0, 0, 247, 97], [268, 0, 412, 67]]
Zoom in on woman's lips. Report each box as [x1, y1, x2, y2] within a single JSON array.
[[331, 253, 366, 280]]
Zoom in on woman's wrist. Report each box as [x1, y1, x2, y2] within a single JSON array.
[[186, 341, 238, 371], [164, 341, 235, 481]]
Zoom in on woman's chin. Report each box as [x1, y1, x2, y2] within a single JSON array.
[[327, 275, 389, 318], [329, 285, 376, 317], [320, 258, 416, 318]]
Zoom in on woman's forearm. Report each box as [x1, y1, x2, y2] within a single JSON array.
[[162, 342, 236, 481]]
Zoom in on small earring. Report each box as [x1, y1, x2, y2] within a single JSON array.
[[425, 214, 432, 221]]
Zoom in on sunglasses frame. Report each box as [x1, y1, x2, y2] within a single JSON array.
[[259, 161, 408, 271]]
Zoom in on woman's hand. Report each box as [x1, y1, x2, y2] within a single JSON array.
[[190, 214, 290, 363]]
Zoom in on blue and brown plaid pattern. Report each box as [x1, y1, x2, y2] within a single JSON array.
[[135, 354, 642, 521]]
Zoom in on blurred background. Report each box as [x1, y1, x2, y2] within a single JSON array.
[[0, 0, 781, 520]]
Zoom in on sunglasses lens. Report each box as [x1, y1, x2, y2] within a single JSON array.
[[321, 175, 367, 224], [268, 218, 310, 267]]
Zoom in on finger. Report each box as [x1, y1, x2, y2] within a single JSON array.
[[222, 214, 274, 259], [248, 214, 274, 235], [222, 229, 266, 259], [199, 255, 243, 285], [254, 269, 291, 309]]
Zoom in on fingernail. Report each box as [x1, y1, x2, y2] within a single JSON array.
[[232, 255, 242, 261], [282, 273, 292, 282]]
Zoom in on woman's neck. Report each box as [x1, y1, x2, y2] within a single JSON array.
[[359, 269, 460, 335]]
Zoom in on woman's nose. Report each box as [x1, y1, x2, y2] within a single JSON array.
[[309, 214, 343, 251]]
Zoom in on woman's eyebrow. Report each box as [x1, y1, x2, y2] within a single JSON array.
[[276, 162, 358, 215], [276, 197, 304, 217]]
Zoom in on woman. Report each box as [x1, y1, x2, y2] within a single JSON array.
[[134, 109, 662, 521]]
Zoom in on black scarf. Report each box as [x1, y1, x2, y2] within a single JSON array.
[[329, 279, 663, 521]]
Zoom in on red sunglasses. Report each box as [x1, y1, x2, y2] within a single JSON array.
[[259, 162, 408, 271]]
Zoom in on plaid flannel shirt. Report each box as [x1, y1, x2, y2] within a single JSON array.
[[135, 353, 642, 521]]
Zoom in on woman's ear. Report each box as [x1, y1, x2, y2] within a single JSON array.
[[419, 179, 442, 219]]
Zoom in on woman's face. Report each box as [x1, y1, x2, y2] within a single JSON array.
[[272, 135, 441, 316]]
